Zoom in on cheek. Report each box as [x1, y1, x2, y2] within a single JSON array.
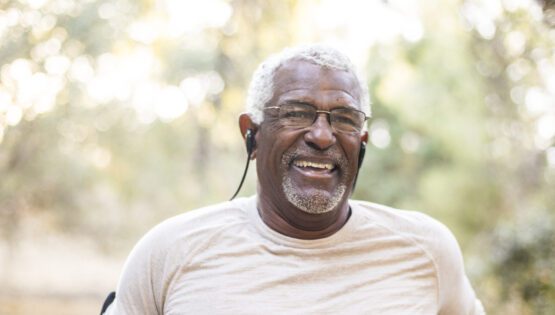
[[257, 130, 298, 169], [255, 134, 288, 192], [256, 131, 280, 165]]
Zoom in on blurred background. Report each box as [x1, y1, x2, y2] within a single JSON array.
[[0, 0, 554, 314]]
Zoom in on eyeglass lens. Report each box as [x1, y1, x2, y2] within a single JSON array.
[[278, 103, 364, 133]]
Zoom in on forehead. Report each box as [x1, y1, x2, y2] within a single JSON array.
[[271, 59, 361, 107]]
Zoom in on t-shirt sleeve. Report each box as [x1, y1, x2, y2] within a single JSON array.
[[104, 225, 175, 315], [429, 219, 485, 315]]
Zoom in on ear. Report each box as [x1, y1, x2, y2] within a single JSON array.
[[239, 113, 258, 159], [360, 130, 368, 145], [358, 131, 368, 168]]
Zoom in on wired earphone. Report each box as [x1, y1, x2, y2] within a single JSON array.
[[229, 129, 255, 200]]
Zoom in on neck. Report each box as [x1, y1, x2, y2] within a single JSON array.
[[256, 192, 351, 240]]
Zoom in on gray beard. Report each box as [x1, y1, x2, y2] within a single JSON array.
[[282, 175, 347, 214]]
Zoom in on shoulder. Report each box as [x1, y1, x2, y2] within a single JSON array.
[[137, 196, 256, 253], [350, 200, 458, 247], [349, 200, 465, 278], [112, 196, 257, 313], [350, 200, 481, 313]]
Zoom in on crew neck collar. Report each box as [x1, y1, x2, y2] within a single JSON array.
[[247, 195, 360, 249]]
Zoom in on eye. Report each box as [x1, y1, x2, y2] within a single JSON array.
[[332, 111, 358, 126], [283, 110, 312, 119], [331, 108, 365, 133], [280, 104, 314, 121]]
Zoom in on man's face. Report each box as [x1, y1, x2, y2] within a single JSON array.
[[255, 59, 367, 215]]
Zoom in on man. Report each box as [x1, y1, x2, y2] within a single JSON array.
[[103, 45, 484, 314]]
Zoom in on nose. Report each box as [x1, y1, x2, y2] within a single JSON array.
[[304, 113, 336, 150]]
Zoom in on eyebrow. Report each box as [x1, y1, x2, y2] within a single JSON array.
[[281, 99, 359, 110], [281, 99, 314, 106]]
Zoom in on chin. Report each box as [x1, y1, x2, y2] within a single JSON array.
[[282, 176, 347, 214]]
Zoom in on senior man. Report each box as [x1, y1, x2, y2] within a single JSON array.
[[103, 45, 484, 314]]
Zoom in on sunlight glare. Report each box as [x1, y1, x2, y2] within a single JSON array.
[[316, 0, 403, 45], [131, 81, 158, 124], [547, 147, 555, 169], [302, 0, 425, 69], [155, 85, 189, 122], [536, 114, 555, 141], [5, 59, 63, 116], [22, 0, 49, 10], [6, 105, 23, 126], [505, 31, 526, 57], [525, 87, 551, 115], [45, 55, 71, 75], [163, 0, 232, 37], [9, 59, 33, 81], [0, 89, 12, 112], [370, 119, 391, 149], [205, 71, 225, 95], [89, 145, 112, 169], [128, 18, 164, 44], [461, 2, 498, 40], [502, 0, 532, 12], [69, 56, 95, 83], [3, 8, 21, 28], [98, 2, 117, 20], [31, 37, 63, 62], [88, 48, 157, 105], [537, 58, 555, 96], [180, 77, 207, 106], [32, 14, 57, 38]]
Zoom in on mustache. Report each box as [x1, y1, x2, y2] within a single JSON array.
[[281, 146, 349, 170]]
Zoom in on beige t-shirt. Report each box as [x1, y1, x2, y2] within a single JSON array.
[[106, 196, 484, 314]]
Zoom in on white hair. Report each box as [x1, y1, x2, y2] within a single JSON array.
[[245, 44, 371, 125]]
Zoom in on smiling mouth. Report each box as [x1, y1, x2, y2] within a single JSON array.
[[292, 160, 336, 172]]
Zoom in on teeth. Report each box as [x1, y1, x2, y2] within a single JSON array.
[[294, 160, 334, 170]]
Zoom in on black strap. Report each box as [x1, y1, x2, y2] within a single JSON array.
[[100, 291, 116, 314]]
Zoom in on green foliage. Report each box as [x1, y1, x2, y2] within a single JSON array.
[[483, 210, 555, 313]]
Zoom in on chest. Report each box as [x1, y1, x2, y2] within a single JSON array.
[[162, 239, 439, 314]]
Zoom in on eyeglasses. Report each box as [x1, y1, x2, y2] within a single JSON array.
[[264, 103, 368, 134]]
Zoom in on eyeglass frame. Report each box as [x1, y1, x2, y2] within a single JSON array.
[[263, 103, 369, 134]]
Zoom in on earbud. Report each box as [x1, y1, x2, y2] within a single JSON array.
[[246, 128, 255, 156], [352, 141, 366, 193], [357, 141, 366, 170]]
